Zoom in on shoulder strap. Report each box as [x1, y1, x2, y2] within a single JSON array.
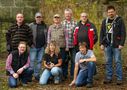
[[105, 15, 119, 33], [106, 15, 118, 27]]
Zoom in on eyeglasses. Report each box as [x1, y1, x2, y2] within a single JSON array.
[[81, 16, 87, 18]]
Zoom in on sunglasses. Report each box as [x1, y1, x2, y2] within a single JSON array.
[[54, 16, 60, 18], [36, 16, 42, 18]]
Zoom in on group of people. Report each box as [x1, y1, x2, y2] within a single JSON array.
[[5, 5, 126, 88]]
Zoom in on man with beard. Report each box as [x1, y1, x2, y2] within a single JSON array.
[[100, 5, 126, 85]]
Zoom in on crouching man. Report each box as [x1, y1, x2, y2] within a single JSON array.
[[69, 42, 96, 88], [6, 41, 33, 88]]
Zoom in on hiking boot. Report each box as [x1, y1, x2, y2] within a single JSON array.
[[116, 80, 123, 85], [103, 79, 112, 84], [86, 83, 93, 88], [22, 83, 28, 87], [27, 78, 32, 82], [35, 76, 40, 81]]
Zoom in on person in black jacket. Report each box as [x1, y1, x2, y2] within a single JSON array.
[[100, 5, 126, 85], [29, 12, 47, 81], [6, 41, 33, 88], [6, 13, 33, 53]]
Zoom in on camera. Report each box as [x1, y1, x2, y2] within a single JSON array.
[[46, 62, 51, 65]]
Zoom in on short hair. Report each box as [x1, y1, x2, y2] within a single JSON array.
[[79, 42, 88, 49], [18, 41, 27, 46], [107, 5, 115, 11], [16, 13, 23, 16], [64, 8, 72, 14], [80, 12, 88, 17]]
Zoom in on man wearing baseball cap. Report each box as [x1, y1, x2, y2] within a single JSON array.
[[29, 12, 48, 81], [53, 14, 60, 18], [47, 14, 67, 83]]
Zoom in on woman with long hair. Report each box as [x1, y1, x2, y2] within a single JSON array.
[[39, 41, 62, 85]]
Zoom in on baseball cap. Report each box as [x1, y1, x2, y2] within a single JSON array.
[[53, 14, 60, 18], [35, 12, 42, 18]]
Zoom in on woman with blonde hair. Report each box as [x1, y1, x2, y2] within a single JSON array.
[[39, 41, 62, 85]]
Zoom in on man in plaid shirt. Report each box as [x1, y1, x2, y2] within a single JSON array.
[[62, 8, 77, 79]]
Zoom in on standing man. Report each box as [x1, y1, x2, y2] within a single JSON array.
[[29, 12, 47, 81], [73, 12, 98, 51], [6, 13, 33, 53], [100, 5, 126, 85], [47, 14, 66, 79], [62, 8, 77, 79]]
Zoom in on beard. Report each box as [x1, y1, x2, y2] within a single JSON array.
[[109, 14, 115, 19]]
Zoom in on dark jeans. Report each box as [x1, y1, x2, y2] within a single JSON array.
[[8, 68, 33, 88], [60, 48, 67, 78], [66, 48, 76, 78]]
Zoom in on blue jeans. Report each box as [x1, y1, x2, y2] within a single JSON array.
[[8, 68, 33, 88], [39, 67, 62, 85], [104, 46, 123, 80], [30, 47, 44, 78], [76, 62, 96, 87]]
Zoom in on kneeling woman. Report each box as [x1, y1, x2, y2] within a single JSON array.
[[39, 41, 62, 85]]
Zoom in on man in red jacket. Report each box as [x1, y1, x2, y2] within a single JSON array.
[[73, 12, 98, 51]]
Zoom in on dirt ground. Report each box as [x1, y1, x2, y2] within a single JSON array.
[[0, 53, 127, 90]]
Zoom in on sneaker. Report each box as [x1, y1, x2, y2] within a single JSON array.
[[103, 79, 112, 84], [22, 83, 28, 87], [116, 80, 123, 85], [86, 83, 93, 88], [22, 82, 28, 87], [54, 79, 59, 84]]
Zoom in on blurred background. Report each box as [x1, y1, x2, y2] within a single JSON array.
[[0, 0, 126, 64], [0, 0, 127, 89]]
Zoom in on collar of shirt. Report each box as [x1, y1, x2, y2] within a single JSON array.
[[52, 24, 62, 29]]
